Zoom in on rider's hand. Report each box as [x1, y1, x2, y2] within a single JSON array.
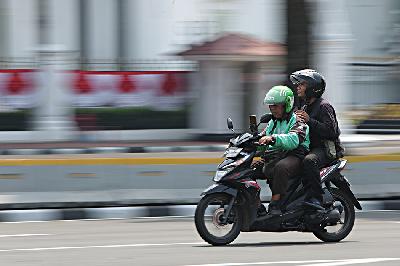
[[259, 136, 275, 145], [295, 110, 309, 123]]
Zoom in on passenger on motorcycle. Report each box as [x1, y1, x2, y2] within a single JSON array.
[[258, 85, 310, 216], [290, 69, 344, 209]]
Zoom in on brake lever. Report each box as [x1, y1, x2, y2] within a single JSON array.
[[254, 142, 268, 146]]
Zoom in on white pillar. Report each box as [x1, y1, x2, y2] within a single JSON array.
[[7, 0, 37, 59], [232, 0, 285, 43], [127, 0, 174, 60], [0, 1, 9, 57], [33, 46, 77, 140], [313, 0, 353, 131], [192, 60, 243, 134], [48, 0, 80, 52], [87, 0, 118, 69]]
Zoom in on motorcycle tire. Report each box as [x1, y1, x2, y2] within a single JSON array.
[[313, 188, 355, 242], [195, 193, 242, 246]]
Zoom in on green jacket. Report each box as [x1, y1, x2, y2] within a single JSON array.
[[260, 113, 310, 152]]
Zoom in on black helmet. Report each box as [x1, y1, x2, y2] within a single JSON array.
[[290, 69, 326, 98]]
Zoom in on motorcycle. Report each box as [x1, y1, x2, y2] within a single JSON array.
[[194, 114, 362, 246]]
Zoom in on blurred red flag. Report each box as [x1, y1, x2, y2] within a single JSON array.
[[73, 72, 92, 94], [7, 72, 26, 95], [119, 74, 136, 93], [161, 73, 177, 96]]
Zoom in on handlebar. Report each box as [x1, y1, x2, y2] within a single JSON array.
[[253, 142, 269, 146], [253, 132, 273, 146]]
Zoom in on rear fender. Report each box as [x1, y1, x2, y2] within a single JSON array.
[[326, 174, 362, 210]]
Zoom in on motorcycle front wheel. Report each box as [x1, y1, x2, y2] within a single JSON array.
[[195, 193, 242, 246]]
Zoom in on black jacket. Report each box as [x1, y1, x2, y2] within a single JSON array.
[[299, 98, 341, 152]]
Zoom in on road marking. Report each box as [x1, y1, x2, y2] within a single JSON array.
[[0, 242, 204, 252], [184, 261, 336, 266], [2, 221, 50, 224], [0, 173, 22, 179], [0, 234, 51, 238], [302, 258, 400, 266], [357, 210, 400, 212], [183, 258, 400, 266], [68, 173, 96, 178], [136, 171, 166, 176]]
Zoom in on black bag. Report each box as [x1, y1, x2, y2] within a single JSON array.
[[323, 138, 345, 160], [322, 140, 337, 161], [335, 138, 345, 158]]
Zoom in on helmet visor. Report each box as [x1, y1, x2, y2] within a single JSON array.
[[290, 75, 304, 86]]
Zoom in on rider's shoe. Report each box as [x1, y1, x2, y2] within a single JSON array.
[[303, 197, 324, 210], [257, 204, 267, 217], [267, 200, 282, 216]]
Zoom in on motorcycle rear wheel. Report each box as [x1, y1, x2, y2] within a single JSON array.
[[313, 188, 355, 242], [195, 193, 242, 246]]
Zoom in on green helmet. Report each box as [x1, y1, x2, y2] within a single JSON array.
[[263, 85, 294, 113]]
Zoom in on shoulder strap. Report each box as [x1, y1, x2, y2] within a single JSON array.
[[270, 119, 278, 133]]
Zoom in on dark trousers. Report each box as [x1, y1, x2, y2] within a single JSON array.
[[263, 155, 302, 196], [302, 147, 329, 201]]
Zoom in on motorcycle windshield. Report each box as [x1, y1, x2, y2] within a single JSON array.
[[224, 147, 243, 158], [230, 133, 252, 146], [218, 158, 235, 169]]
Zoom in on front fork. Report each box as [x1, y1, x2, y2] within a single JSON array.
[[221, 195, 236, 224]]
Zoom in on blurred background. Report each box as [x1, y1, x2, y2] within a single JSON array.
[[1, 2, 400, 264], [0, 0, 398, 141]]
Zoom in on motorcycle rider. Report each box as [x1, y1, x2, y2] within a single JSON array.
[[290, 69, 344, 209], [258, 85, 310, 216]]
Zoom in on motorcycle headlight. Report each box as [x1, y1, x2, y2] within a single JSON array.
[[220, 154, 250, 170], [213, 169, 232, 182]]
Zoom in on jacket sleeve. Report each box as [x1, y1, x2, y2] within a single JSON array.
[[271, 117, 308, 150], [308, 103, 340, 140], [257, 120, 274, 152]]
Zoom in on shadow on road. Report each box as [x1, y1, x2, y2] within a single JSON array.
[[196, 241, 357, 248]]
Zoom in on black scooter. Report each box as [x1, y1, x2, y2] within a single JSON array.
[[194, 114, 362, 246]]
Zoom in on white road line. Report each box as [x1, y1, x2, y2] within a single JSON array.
[[0, 216, 197, 224], [2, 221, 49, 224], [183, 258, 400, 266], [0, 242, 204, 252], [184, 261, 338, 266], [357, 210, 400, 212], [0, 234, 51, 238], [302, 258, 400, 266]]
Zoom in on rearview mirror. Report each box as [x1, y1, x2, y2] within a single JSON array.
[[249, 115, 257, 133], [260, 113, 273, 124], [227, 118, 233, 130]]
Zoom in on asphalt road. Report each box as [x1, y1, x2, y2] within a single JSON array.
[[0, 211, 399, 266]]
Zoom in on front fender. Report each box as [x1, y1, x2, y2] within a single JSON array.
[[201, 184, 238, 198]]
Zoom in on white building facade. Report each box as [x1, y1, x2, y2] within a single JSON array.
[[0, 0, 399, 138], [0, 0, 286, 68]]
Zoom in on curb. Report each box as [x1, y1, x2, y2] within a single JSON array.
[[1, 133, 400, 156], [0, 142, 398, 156], [0, 145, 228, 156], [0, 201, 399, 222]]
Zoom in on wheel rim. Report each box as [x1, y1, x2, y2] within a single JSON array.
[[203, 197, 237, 238], [323, 196, 350, 235]]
